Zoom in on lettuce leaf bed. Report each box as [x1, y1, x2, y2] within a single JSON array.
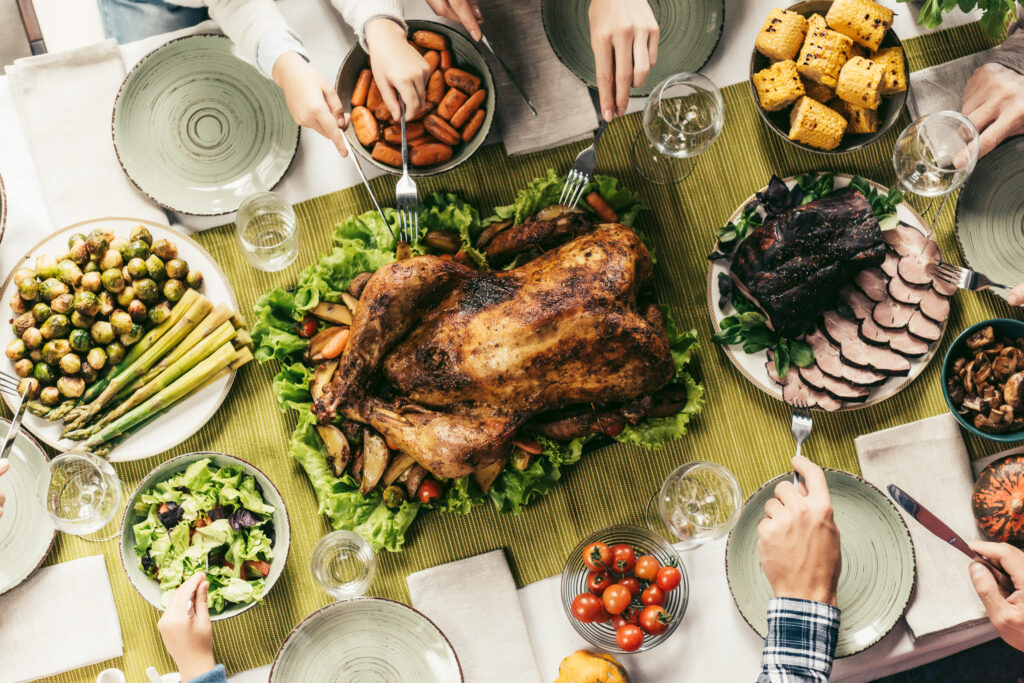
[[252, 173, 704, 552]]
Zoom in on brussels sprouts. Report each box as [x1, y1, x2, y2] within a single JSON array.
[[110, 310, 133, 336], [125, 239, 151, 261], [121, 265, 132, 283], [86, 347, 107, 371], [59, 353, 82, 375], [13, 312, 35, 337], [18, 377, 40, 399], [148, 301, 171, 325], [28, 349, 42, 363], [35, 254, 58, 279], [130, 225, 153, 245], [97, 291, 115, 317], [56, 259, 83, 287], [73, 291, 100, 317], [116, 286, 135, 309], [80, 271, 102, 293], [135, 278, 160, 304], [120, 324, 144, 346], [109, 236, 128, 254], [33, 361, 55, 386], [67, 233, 87, 250], [80, 361, 99, 384], [105, 341, 126, 365], [38, 278, 69, 302], [68, 240, 89, 265], [145, 255, 166, 283], [50, 292, 74, 314], [151, 238, 177, 260], [39, 385, 61, 405], [22, 327, 43, 350], [69, 328, 91, 353], [31, 302, 51, 324], [8, 293, 28, 315], [86, 230, 109, 255], [70, 311, 94, 329], [83, 260, 99, 273], [17, 277, 39, 301], [165, 258, 188, 280], [101, 268, 126, 294], [90, 320, 114, 345], [13, 357, 34, 378], [163, 279, 186, 303], [5, 339, 26, 361], [99, 248, 123, 271], [42, 339, 71, 365], [39, 314, 70, 339], [126, 258, 149, 280], [128, 299, 148, 322], [382, 485, 407, 509], [57, 376, 85, 398], [12, 268, 36, 287]]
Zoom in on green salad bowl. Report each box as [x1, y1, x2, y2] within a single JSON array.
[[119, 451, 291, 621]]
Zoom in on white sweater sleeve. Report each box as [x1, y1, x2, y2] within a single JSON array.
[[330, 0, 406, 50]]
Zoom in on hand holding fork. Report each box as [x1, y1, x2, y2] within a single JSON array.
[[790, 401, 812, 485], [395, 103, 419, 245]]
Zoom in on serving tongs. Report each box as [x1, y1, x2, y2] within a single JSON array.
[[340, 130, 393, 239]]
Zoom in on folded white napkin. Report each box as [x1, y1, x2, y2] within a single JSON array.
[[0, 555, 123, 683], [907, 47, 997, 118], [5, 40, 166, 228], [407, 549, 543, 683], [478, 3, 598, 156], [855, 413, 988, 640]]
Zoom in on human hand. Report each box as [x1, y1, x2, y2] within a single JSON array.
[[589, 0, 660, 122], [426, 0, 483, 41], [1007, 283, 1024, 307], [157, 573, 215, 682], [757, 455, 842, 605], [366, 18, 433, 122], [969, 541, 1024, 652], [0, 458, 8, 519], [273, 51, 349, 156], [963, 62, 1024, 160]]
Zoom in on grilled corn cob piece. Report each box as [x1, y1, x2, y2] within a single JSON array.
[[802, 76, 836, 103], [796, 14, 854, 87], [834, 100, 879, 133], [825, 0, 894, 51], [836, 56, 884, 110], [755, 9, 808, 61], [789, 96, 847, 150], [873, 46, 907, 95], [753, 60, 806, 111]]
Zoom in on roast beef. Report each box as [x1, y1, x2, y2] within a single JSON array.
[[907, 311, 942, 342], [883, 224, 928, 257], [880, 250, 900, 278], [765, 357, 843, 411], [873, 296, 916, 329], [887, 328, 930, 357], [888, 274, 928, 305], [798, 364, 871, 401], [731, 188, 885, 337], [822, 311, 911, 376], [855, 268, 889, 302], [920, 289, 951, 323], [805, 329, 887, 386]]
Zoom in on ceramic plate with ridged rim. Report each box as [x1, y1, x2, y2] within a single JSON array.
[[0, 218, 238, 461], [0, 419, 55, 595], [726, 469, 915, 657], [542, 0, 724, 96], [0, 173, 7, 246], [706, 174, 946, 411], [270, 597, 463, 682], [955, 136, 1024, 303], [119, 451, 291, 620], [112, 34, 299, 216]]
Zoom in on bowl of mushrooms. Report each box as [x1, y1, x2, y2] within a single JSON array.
[[942, 319, 1024, 442]]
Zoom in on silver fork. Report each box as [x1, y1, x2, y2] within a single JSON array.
[[790, 401, 813, 485], [557, 117, 608, 209], [0, 371, 29, 461], [395, 103, 418, 245], [927, 261, 1011, 293]]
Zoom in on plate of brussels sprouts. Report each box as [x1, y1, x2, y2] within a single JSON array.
[[1, 217, 242, 460]]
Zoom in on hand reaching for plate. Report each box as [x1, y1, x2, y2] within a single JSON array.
[[589, 0, 660, 122], [157, 573, 217, 682], [366, 18, 433, 122], [757, 455, 842, 606], [969, 541, 1024, 652], [962, 63, 1024, 161], [273, 51, 349, 157], [426, 0, 483, 41], [0, 458, 8, 519]]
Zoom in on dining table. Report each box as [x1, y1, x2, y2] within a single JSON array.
[[0, 0, 1018, 681]]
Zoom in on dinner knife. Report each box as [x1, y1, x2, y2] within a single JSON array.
[[0, 389, 29, 462], [888, 484, 1016, 594], [478, 32, 538, 116], [340, 131, 394, 238]]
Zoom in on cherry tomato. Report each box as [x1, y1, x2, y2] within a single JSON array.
[[617, 576, 640, 598], [656, 565, 682, 592], [586, 570, 611, 595], [571, 593, 606, 623], [601, 584, 632, 615], [639, 605, 672, 635], [602, 418, 625, 437], [641, 584, 665, 606], [610, 544, 637, 574], [244, 559, 271, 578], [583, 542, 612, 572], [635, 555, 661, 581], [611, 614, 629, 630], [620, 603, 641, 625], [616, 624, 644, 652], [297, 316, 318, 338], [416, 479, 442, 504]]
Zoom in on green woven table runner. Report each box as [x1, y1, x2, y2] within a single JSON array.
[[21, 22, 1012, 682]]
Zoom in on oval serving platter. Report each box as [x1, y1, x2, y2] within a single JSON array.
[[112, 34, 299, 216], [726, 469, 916, 657], [706, 174, 947, 411], [0, 218, 238, 461]]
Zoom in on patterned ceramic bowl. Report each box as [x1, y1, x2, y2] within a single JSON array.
[[560, 524, 688, 653]]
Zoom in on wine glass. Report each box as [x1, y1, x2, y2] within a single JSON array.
[[645, 461, 742, 550], [310, 530, 377, 600], [37, 450, 123, 541], [892, 110, 980, 232], [235, 191, 299, 272], [631, 72, 725, 185]]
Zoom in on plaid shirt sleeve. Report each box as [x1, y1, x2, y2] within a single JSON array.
[[756, 597, 841, 683]]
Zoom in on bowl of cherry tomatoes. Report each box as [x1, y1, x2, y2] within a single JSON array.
[[561, 524, 688, 653]]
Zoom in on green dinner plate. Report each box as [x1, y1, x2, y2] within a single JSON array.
[[112, 35, 299, 216], [542, 0, 724, 96], [726, 469, 915, 657], [270, 597, 463, 681], [956, 136, 1024, 303]]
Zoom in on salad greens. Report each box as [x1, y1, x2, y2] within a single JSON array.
[[904, 0, 1019, 38], [252, 174, 704, 553], [132, 458, 276, 614]]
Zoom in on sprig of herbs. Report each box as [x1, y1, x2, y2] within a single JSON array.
[[710, 206, 762, 260], [849, 175, 903, 230], [908, 0, 1019, 37], [712, 292, 814, 378]]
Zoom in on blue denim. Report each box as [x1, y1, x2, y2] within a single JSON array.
[[98, 0, 209, 44], [182, 664, 227, 683]]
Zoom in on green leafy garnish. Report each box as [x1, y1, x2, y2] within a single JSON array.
[[849, 175, 903, 230]]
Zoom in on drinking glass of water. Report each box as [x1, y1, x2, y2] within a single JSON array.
[[645, 461, 742, 549], [311, 530, 377, 600], [632, 72, 725, 185], [38, 450, 123, 541], [235, 191, 299, 272]]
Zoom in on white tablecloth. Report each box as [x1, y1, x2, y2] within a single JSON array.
[[0, 1, 988, 681]]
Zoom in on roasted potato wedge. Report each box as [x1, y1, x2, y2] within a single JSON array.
[[309, 359, 339, 401], [316, 424, 352, 477], [360, 429, 390, 494], [473, 457, 507, 493], [310, 301, 353, 325], [383, 452, 416, 487]]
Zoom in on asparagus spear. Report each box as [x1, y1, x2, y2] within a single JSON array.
[[131, 304, 234, 391]]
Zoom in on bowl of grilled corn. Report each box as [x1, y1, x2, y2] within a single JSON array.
[[749, 0, 907, 153]]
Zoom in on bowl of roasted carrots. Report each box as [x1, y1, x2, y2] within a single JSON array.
[[338, 20, 496, 176]]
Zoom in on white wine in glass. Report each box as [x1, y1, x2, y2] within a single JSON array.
[[38, 450, 122, 540], [646, 461, 742, 549]]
